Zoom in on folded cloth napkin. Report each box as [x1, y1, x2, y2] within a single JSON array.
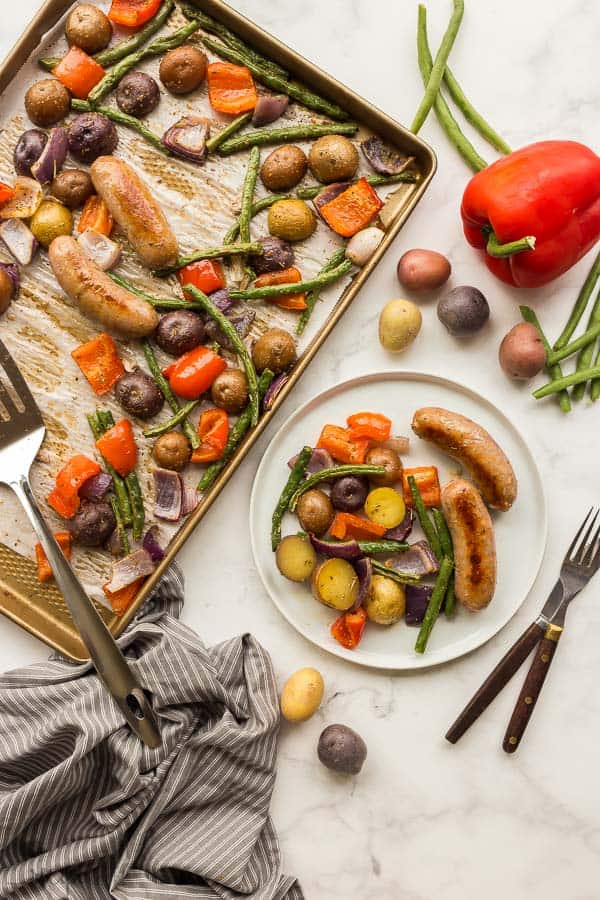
[[0, 566, 303, 900]]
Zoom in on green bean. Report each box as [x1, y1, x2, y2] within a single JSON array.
[[86, 412, 133, 526], [416, 6, 487, 172], [224, 194, 290, 245], [141, 340, 199, 448], [546, 321, 600, 366], [143, 400, 199, 438], [88, 18, 202, 105], [415, 557, 454, 654], [110, 496, 130, 557], [239, 146, 261, 280], [407, 475, 442, 561], [272, 446, 312, 550], [157, 242, 263, 276], [206, 113, 252, 154], [371, 560, 422, 586], [591, 346, 600, 401], [533, 365, 600, 399], [411, 0, 464, 134], [71, 100, 168, 155], [181, 285, 260, 426], [296, 248, 347, 336], [553, 249, 600, 352], [520, 306, 570, 413], [217, 122, 358, 156], [568, 253, 600, 400], [97, 410, 145, 541], [289, 465, 385, 511], [358, 540, 409, 555], [442, 64, 511, 154], [432, 508, 456, 618], [200, 36, 349, 122], [230, 260, 352, 301], [197, 369, 274, 491], [108, 273, 190, 308], [38, 57, 61, 72], [296, 171, 417, 200]]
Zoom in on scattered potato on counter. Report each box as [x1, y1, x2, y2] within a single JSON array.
[[437, 286, 489, 336], [397, 248, 451, 292], [280, 667, 324, 722], [317, 724, 367, 775], [499, 322, 547, 379], [379, 298, 422, 352]]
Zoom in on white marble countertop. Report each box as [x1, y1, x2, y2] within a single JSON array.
[[2, 2, 600, 897]]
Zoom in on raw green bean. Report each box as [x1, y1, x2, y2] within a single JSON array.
[[553, 249, 600, 351], [88, 18, 202, 105], [568, 252, 600, 400], [416, 6, 487, 172], [520, 306, 570, 413], [432, 507, 455, 618], [296, 248, 347, 336], [591, 346, 600, 401], [546, 321, 600, 366], [407, 475, 442, 561], [272, 446, 312, 550], [97, 410, 145, 541], [411, 0, 464, 134], [533, 365, 600, 399], [415, 557, 454, 654], [201, 36, 349, 121], [442, 64, 511, 154], [230, 260, 353, 301], [371, 560, 422, 586], [142, 339, 199, 448], [206, 112, 252, 153], [289, 465, 385, 511], [71, 100, 168, 155], [181, 285, 260, 426], [218, 122, 358, 156], [86, 412, 133, 526], [157, 242, 263, 275], [296, 171, 417, 200], [110, 496, 130, 557], [143, 400, 199, 438], [179, 2, 288, 78], [224, 194, 290, 244], [198, 369, 274, 491]]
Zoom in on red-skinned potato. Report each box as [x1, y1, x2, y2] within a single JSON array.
[[397, 249, 451, 293], [499, 322, 547, 379]]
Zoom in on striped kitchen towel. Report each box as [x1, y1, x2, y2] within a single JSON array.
[[0, 566, 303, 900]]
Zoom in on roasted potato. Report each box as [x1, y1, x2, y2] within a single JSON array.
[[25, 79, 70, 128], [153, 432, 191, 471], [29, 200, 73, 247], [365, 447, 403, 487], [252, 328, 297, 373], [365, 574, 405, 625], [296, 489, 334, 536], [276, 534, 317, 582], [309, 135, 359, 183], [268, 199, 316, 242], [66, 4, 111, 54], [159, 45, 207, 94], [50, 169, 94, 209], [260, 145, 308, 191], [210, 368, 249, 413], [312, 558, 358, 610]]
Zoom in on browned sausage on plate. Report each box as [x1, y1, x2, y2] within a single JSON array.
[[442, 477, 496, 611], [411, 407, 517, 511], [90, 156, 178, 270], [48, 236, 159, 338]]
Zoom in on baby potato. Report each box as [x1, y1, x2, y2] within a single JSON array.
[[296, 489, 335, 536], [276, 534, 317, 582], [309, 135, 359, 184], [364, 487, 406, 529], [260, 145, 308, 191], [397, 248, 451, 292], [312, 558, 358, 611], [268, 198, 316, 242], [365, 447, 402, 487], [379, 298, 422, 352], [29, 200, 73, 247], [499, 322, 547, 379], [365, 575, 405, 625], [280, 667, 324, 722]]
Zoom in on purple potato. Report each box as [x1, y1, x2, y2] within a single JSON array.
[[330, 475, 369, 512]]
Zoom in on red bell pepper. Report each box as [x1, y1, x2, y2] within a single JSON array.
[[331, 606, 367, 649], [178, 260, 225, 298], [207, 62, 258, 115], [95, 419, 137, 477], [191, 408, 229, 463], [78, 195, 113, 236], [35, 532, 72, 583], [71, 333, 124, 396], [317, 424, 369, 465], [346, 411, 391, 442], [103, 577, 145, 616], [47, 454, 102, 519], [402, 466, 441, 508], [52, 46, 105, 99], [254, 267, 307, 311], [461, 141, 600, 288], [108, 0, 161, 27], [0, 182, 15, 206], [163, 346, 227, 400], [330, 512, 386, 541]]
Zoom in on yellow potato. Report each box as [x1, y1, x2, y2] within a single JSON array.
[[276, 534, 317, 582], [365, 575, 405, 625], [280, 667, 324, 722], [364, 487, 406, 529], [379, 298, 422, 352], [312, 558, 358, 610]]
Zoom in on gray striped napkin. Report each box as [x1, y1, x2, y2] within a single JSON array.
[[0, 566, 303, 900]]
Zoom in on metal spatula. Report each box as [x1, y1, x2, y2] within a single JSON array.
[[0, 339, 161, 748]]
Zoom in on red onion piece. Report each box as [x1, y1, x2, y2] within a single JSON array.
[[181, 482, 199, 515], [309, 534, 362, 560], [78, 229, 122, 270], [162, 116, 210, 163], [287, 447, 334, 475], [352, 556, 372, 611], [0, 218, 38, 265], [385, 540, 439, 577], [0, 263, 19, 295], [30, 127, 68, 184], [251, 94, 289, 126], [153, 468, 182, 521], [105, 548, 155, 594], [209, 289, 235, 313], [263, 373, 287, 411], [142, 525, 165, 562], [361, 136, 411, 176], [229, 308, 256, 338], [79, 471, 113, 501], [405, 584, 434, 626], [0, 177, 42, 219], [313, 182, 350, 219], [382, 435, 410, 454], [385, 508, 414, 542]]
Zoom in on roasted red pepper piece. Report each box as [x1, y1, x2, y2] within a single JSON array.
[[331, 606, 367, 649], [103, 577, 145, 616], [191, 407, 229, 463], [402, 466, 441, 508], [163, 346, 227, 400], [330, 512, 386, 541], [346, 411, 391, 442], [254, 267, 307, 311], [207, 62, 258, 115], [52, 46, 105, 99], [35, 532, 72, 583], [317, 424, 369, 464], [95, 419, 138, 477], [0, 182, 15, 205], [71, 333, 124, 396], [319, 177, 384, 237], [78, 195, 113, 236], [461, 141, 600, 288], [47, 454, 102, 519], [108, 0, 161, 27], [178, 260, 225, 298]]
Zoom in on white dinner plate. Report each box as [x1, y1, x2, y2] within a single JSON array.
[[249, 371, 547, 670]]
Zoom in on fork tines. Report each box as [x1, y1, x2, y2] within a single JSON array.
[[566, 508, 600, 568]]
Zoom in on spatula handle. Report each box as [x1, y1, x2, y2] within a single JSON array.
[[12, 477, 161, 749], [445, 621, 545, 744]]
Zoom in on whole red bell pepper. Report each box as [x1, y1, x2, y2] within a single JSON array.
[[461, 141, 600, 288]]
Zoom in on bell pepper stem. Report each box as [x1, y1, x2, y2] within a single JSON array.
[[485, 230, 536, 258]]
